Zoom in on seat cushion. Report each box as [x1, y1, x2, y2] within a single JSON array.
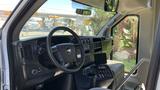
[[107, 60, 124, 90], [92, 60, 124, 90]]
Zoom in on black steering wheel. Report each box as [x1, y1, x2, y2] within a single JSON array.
[[46, 26, 85, 73]]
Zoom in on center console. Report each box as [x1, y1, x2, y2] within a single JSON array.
[[74, 64, 114, 90], [74, 52, 114, 90]]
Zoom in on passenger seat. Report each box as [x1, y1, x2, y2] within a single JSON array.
[[90, 60, 124, 90]]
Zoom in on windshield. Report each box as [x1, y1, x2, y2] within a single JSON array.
[[20, 0, 115, 40], [0, 0, 20, 29]]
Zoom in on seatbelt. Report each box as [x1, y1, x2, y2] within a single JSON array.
[[115, 58, 146, 90]]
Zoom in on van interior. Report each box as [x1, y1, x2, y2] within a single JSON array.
[[0, 0, 160, 90]]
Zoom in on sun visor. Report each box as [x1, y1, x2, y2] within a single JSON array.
[[118, 0, 151, 13]]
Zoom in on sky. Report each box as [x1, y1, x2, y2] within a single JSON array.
[[0, 0, 20, 10], [0, 0, 86, 11], [38, 0, 76, 15], [0, 0, 88, 16], [0, 0, 88, 27]]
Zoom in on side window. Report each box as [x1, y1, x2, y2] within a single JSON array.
[[112, 16, 139, 72]]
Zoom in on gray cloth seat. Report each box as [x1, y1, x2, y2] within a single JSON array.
[[90, 60, 124, 90], [108, 60, 124, 90]]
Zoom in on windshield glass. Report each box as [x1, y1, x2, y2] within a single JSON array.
[[0, 0, 20, 29], [20, 0, 115, 40]]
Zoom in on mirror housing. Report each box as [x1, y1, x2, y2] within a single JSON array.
[[72, 0, 119, 12]]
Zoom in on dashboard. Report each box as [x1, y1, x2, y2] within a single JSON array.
[[14, 36, 112, 88]]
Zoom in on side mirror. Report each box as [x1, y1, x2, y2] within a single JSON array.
[[72, 0, 119, 12], [105, 0, 119, 12]]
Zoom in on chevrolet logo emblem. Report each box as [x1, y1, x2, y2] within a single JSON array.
[[66, 49, 71, 53]]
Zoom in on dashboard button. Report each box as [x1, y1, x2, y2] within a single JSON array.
[[31, 69, 39, 75]]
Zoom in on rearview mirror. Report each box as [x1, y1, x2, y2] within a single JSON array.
[[76, 9, 92, 15], [72, 0, 119, 12]]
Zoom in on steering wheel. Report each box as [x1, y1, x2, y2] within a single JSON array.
[[46, 26, 85, 73]]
